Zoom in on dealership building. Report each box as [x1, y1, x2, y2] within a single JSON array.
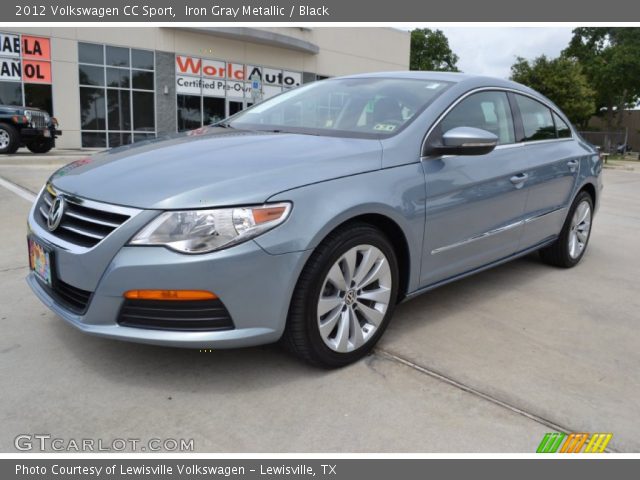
[[0, 27, 409, 149]]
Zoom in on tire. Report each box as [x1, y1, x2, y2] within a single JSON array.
[[539, 191, 594, 268], [282, 222, 399, 368], [0, 123, 19, 154], [26, 138, 54, 154]]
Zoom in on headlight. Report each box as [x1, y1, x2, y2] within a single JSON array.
[[130, 203, 291, 254], [24, 110, 33, 125]]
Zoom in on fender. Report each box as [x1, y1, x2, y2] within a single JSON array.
[[256, 164, 426, 293]]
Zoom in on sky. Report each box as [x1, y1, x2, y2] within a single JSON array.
[[437, 27, 574, 78]]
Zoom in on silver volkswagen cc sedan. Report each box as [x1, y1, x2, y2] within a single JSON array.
[[27, 72, 602, 367]]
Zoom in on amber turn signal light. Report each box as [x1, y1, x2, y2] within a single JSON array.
[[123, 290, 218, 301], [252, 206, 288, 224]]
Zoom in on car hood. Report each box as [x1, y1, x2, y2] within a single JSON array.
[[50, 127, 382, 209], [0, 105, 44, 114]]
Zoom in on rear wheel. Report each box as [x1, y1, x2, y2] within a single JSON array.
[[0, 123, 19, 154], [283, 223, 399, 368], [26, 138, 54, 154], [539, 191, 593, 268]]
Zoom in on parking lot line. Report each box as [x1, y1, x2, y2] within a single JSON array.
[[0, 176, 36, 203], [375, 349, 616, 453]]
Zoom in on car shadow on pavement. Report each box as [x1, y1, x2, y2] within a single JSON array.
[[48, 316, 331, 394], [389, 252, 549, 329], [48, 252, 552, 391]]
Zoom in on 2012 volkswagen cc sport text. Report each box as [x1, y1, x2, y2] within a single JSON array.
[[27, 72, 603, 367]]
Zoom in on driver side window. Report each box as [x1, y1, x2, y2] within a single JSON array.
[[440, 91, 515, 145]]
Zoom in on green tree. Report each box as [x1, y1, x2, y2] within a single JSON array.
[[563, 27, 640, 129], [510, 55, 596, 127], [410, 29, 459, 72]]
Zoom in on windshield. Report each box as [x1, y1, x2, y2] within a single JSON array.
[[228, 77, 452, 138]]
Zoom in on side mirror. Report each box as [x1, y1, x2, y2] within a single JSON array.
[[426, 126, 498, 156]]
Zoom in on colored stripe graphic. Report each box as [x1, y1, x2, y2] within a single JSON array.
[[584, 433, 613, 453], [537, 433, 566, 453], [537, 432, 613, 453], [560, 433, 589, 453]]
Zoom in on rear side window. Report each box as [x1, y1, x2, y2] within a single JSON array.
[[553, 112, 572, 138], [514, 94, 556, 142], [439, 91, 515, 145]]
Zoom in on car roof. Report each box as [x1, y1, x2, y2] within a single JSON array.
[[340, 70, 473, 82], [335, 70, 557, 111], [338, 70, 534, 92]]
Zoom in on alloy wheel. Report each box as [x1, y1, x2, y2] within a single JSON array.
[[0, 130, 10, 149], [568, 200, 592, 259], [316, 244, 392, 353]]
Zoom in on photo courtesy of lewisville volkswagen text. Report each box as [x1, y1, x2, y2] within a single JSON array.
[[0, 0, 639, 477]]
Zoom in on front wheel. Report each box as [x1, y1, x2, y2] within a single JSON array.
[[283, 223, 399, 368], [26, 138, 54, 154], [0, 123, 19, 154], [539, 191, 593, 268]]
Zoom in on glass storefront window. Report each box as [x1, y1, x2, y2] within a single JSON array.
[[203, 97, 225, 125], [107, 89, 131, 131], [78, 42, 155, 148], [0, 81, 23, 106], [80, 87, 106, 130], [177, 95, 227, 130], [132, 70, 153, 90], [106, 46, 129, 67], [132, 49, 154, 70], [79, 65, 104, 86], [228, 100, 244, 117], [132, 91, 154, 131], [81, 132, 106, 148], [177, 95, 201, 131], [78, 43, 104, 65], [108, 132, 132, 148], [106, 68, 130, 88], [134, 133, 155, 143], [24, 84, 53, 113]]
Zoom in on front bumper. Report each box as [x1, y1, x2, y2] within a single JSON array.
[[21, 127, 61, 139], [27, 203, 308, 348]]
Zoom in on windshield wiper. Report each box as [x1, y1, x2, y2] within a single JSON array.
[[214, 122, 234, 129], [259, 128, 320, 136]]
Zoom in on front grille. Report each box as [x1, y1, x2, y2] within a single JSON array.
[[30, 110, 49, 129], [38, 277, 93, 314], [118, 299, 235, 331], [37, 187, 131, 248]]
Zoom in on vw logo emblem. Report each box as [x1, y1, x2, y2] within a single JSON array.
[[344, 289, 357, 306], [47, 196, 65, 231]]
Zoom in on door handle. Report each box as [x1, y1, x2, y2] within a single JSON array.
[[510, 173, 528, 188], [567, 159, 579, 172]]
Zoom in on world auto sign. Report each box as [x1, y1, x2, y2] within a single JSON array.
[[175, 54, 302, 99], [0, 33, 52, 83]]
